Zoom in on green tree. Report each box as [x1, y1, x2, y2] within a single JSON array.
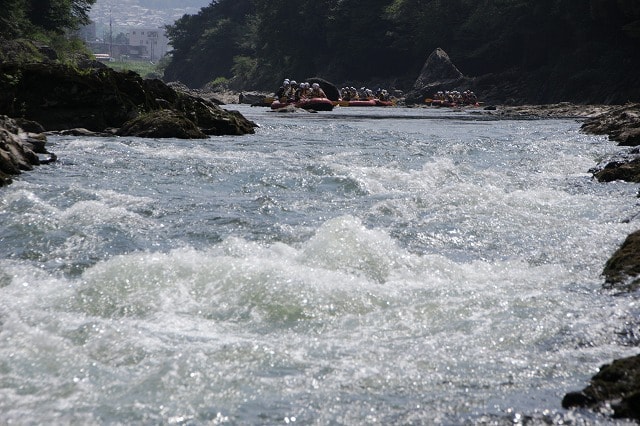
[[27, 0, 96, 33], [164, 0, 254, 87], [0, 0, 95, 37]]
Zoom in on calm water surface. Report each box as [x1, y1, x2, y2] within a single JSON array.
[[1, 105, 639, 424]]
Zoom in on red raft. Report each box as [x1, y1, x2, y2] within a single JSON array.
[[271, 97, 334, 111], [337, 99, 395, 107]]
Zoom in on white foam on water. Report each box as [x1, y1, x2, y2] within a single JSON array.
[[2, 114, 638, 423], [1, 211, 637, 423]]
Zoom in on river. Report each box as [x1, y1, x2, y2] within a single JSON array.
[[1, 105, 638, 424]]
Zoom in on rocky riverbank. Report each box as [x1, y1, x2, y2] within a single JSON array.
[[554, 102, 640, 422], [0, 46, 258, 185], [0, 62, 257, 138], [0, 115, 55, 186]]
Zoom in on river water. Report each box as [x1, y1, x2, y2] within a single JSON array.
[[1, 105, 639, 424]]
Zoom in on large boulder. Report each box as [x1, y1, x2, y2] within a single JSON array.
[[405, 48, 472, 104], [116, 110, 207, 139], [412, 48, 463, 90], [0, 62, 256, 137], [306, 77, 340, 101]]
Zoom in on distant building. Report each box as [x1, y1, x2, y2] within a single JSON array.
[[127, 28, 171, 61]]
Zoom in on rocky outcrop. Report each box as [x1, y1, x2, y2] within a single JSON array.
[[116, 110, 207, 139], [562, 354, 640, 421], [590, 149, 640, 183], [412, 48, 464, 90], [0, 115, 54, 186], [0, 62, 257, 138], [582, 103, 640, 146], [405, 48, 472, 105], [239, 91, 271, 106], [584, 104, 640, 183]]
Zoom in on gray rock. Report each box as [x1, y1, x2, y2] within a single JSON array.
[[412, 48, 463, 90], [405, 48, 471, 105], [0, 115, 52, 186]]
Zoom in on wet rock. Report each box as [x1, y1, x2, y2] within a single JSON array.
[[0, 63, 256, 136], [116, 110, 207, 139], [601, 230, 640, 292], [239, 91, 271, 105], [0, 115, 53, 186], [173, 94, 256, 136], [405, 48, 471, 105], [412, 48, 464, 90], [494, 103, 609, 119], [590, 154, 640, 183], [581, 103, 640, 146], [14, 118, 45, 134], [583, 104, 640, 183], [273, 105, 310, 113], [55, 128, 112, 137], [562, 354, 640, 421]]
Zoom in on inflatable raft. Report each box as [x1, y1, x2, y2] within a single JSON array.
[[271, 98, 334, 111], [337, 99, 395, 107]]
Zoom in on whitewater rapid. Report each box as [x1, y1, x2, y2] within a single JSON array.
[[1, 106, 638, 424]]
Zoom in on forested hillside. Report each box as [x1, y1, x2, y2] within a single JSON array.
[[0, 0, 95, 38], [164, 0, 640, 104]]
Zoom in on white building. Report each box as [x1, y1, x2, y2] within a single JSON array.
[[127, 28, 171, 61]]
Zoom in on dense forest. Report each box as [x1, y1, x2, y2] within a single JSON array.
[[164, 0, 640, 104], [0, 0, 95, 37]]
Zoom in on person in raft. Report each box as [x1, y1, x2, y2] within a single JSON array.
[[284, 80, 298, 100], [296, 82, 311, 100], [275, 79, 290, 101], [310, 83, 327, 98]]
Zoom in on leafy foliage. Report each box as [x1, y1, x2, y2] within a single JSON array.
[[0, 0, 96, 38]]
